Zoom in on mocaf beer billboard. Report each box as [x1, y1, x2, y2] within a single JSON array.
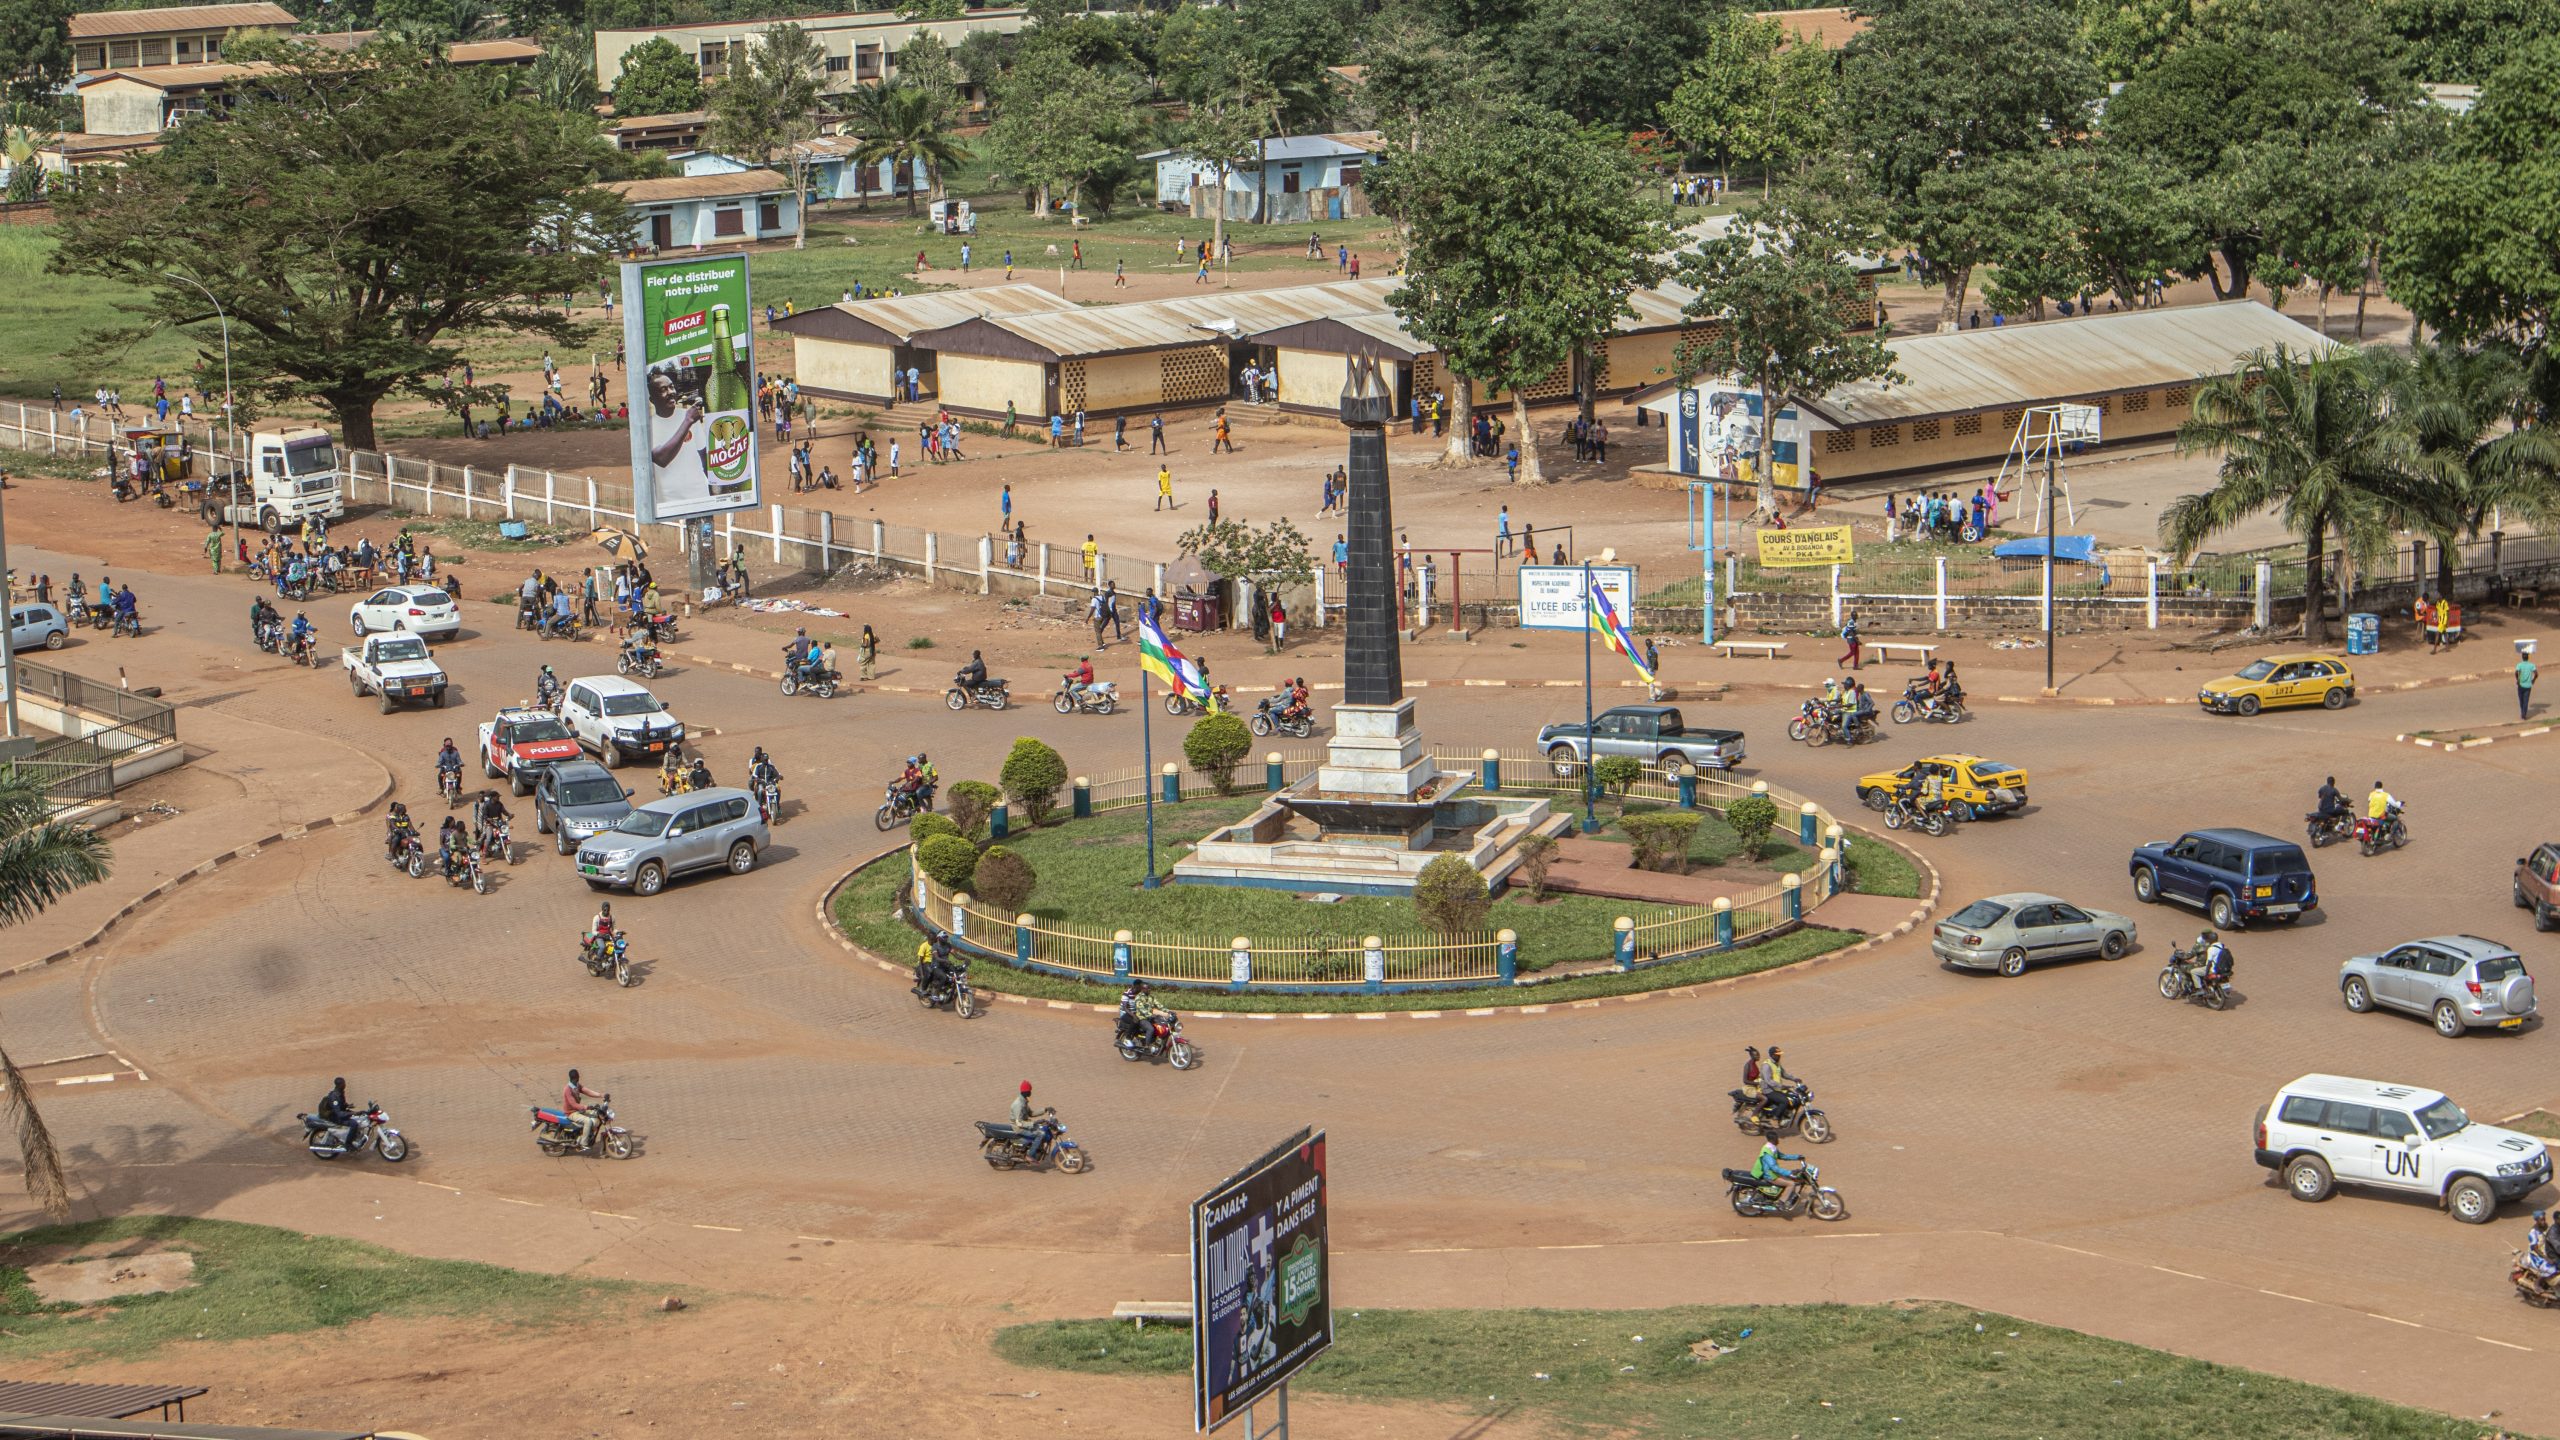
[[621, 253, 761, 524], [1192, 1128, 1330, 1431]]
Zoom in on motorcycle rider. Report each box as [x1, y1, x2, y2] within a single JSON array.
[[914, 931, 961, 998], [315, 1076, 358, 1153], [2179, 929, 2233, 995], [618, 630, 657, 672], [1760, 1045, 1796, 1119], [1063, 655, 1096, 707], [1009, 1080, 1057, 1157], [249, 595, 278, 647], [2363, 779, 2400, 841], [748, 746, 781, 797], [954, 649, 990, 695], [2525, 1211, 2560, 1297], [585, 902, 618, 968], [437, 814, 469, 879], [287, 609, 313, 658], [534, 664, 562, 710], [1118, 979, 1169, 1048], [1751, 1137, 1807, 1203], [2314, 776, 2347, 831], [784, 627, 825, 684], [384, 801, 417, 863], [435, 738, 464, 799], [685, 753, 713, 792], [474, 789, 512, 857], [561, 1068, 607, 1151]]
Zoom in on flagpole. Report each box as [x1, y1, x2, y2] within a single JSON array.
[[1141, 662, 1160, 888], [1581, 561, 1598, 834]]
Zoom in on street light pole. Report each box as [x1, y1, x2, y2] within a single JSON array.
[[2044, 433, 2057, 694], [165, 268, 237, 552]]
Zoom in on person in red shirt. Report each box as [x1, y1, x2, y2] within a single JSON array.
[[561, 1068, 607, 1150]]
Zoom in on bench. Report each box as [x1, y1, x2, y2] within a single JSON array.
[[1715, 640, 1789, 660], [1865, 640, 1937, 666], [1112, 1300, 1193, 1330]]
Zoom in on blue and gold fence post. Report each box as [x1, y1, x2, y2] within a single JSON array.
[[1481, 748, 1501, 792], [950, 892, 971, 941], [1015, 913, 1033, 965], [1826, 825, 1846, 890], [1229, 936, 1252, 991], [1798, 801, 1820, 848], [1363, 935, 1384, 995], [1497, 928, 1519, 983], [1822, 844, 1842, 895], [1676, 771, 1697, 809], [1112, 928, 1133, 981], [1783, 873, 1803, 922], [1266, 751, 1285, 792], [1614, 916, 1635, 971], [989, 800, 1009, 840], [1714, 896, 1734, 949], [1161, 762, 1180, 805], [1072, 775, 1092, 819]]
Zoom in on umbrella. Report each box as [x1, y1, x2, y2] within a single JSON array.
[[590, 526, 648, 561]]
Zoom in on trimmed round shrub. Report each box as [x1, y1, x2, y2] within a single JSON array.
[[917, 833, 980, 891], [1593, 754, 1644, 798], [1000, 737, 1068, 825], [1621, 811, 1702, 872], [971, 844, 1039, 913], [1413, 854, 1492, 934], [947, 779, 1002, 838], [1724, 793, 1781, 859], [909, 812, 963, 847], [1183, 711, 1255, 794]]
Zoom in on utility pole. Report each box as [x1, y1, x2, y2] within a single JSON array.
[[2043, 437, 2056, 695]]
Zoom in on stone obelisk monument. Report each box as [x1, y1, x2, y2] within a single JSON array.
[[1315, 355, 1441, 816]]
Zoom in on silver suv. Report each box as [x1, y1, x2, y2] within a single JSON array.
[[2340, 935, 2537, 1036], [576, 787, 767, 896]]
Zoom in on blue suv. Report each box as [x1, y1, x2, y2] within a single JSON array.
[[2130, 828, 2319, 930]]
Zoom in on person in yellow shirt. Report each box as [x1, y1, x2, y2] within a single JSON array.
[[1155, 466, 1173, 511], [2367, 780, 2396, 821], [1080, 534, 1098, 580]]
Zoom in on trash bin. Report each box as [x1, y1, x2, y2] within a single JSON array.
[[2345, 612, 2379, 656], [1172, 588, 1222, 633]]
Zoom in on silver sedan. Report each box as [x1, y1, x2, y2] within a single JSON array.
[[1933, 892, 2139, 976]]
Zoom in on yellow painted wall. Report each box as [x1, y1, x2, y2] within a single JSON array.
[[1812, 388, 2194, 481], [937, 353, 1048, 418], [1601, 330, 1691, 393], [1082, 351, 1166, 411], [1275, 347, 1376, 408], [793, 336, 895, 401]]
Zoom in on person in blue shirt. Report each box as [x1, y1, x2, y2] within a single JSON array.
[[288, 610, 313, 653], [1332, 534, 1349, 574]]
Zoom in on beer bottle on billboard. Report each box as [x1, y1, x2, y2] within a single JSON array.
[[701, 303, 753, 495]]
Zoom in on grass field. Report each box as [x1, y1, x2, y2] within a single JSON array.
[[996, 1302, 2520, 1440], [0, 1216, 633, 1362], [0, 227, 205, 402]]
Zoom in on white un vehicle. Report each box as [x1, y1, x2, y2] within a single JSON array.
[[2254, 1074, 2552, 1224]]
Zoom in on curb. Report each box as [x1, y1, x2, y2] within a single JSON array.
[[1, 764, 398, 981], [808, 828, 1939, 1024], [2400, 723, 2547, 751]]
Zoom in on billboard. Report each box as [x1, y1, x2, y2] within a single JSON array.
[[1193, 1128, 1330, 1432], [1517, 564, 1637, 631], [622, 253, 762, 524], [1689, 381, 1813, 488], [1755, 525, 1856, 567]]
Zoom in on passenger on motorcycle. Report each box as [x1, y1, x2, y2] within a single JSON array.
[[893, 754, 937, 810], [534, 665, 562, 710], [749, 747, 781, 791], [618, 632, 657, 668], [384, 802, 417, 861], [1118, 980, 1168, 1044], [1738, 1046, 1764, 1108], [1752, 1138, 1806, 1199], [249, 596, 278, 645], [659, 748, 688, 794], [1282, 677, 1311, 727], [561, 1068, 607, 1149], [436, 817, 468, 878], [2181, 929, 2233, 990], [914, 931, 961, 996], [474, 790, 511, 854], [784, 627, 826, 682]]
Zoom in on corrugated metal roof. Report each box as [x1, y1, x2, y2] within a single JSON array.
[[76, 61, 263, 89], [1799, 302, 2339, 427], [1755, 7, 1868, 48], [610, 111, 710, 131], [445, 37, 542, 63], [609, 168, 790, 205], [69, 3, 295, 38], [1140, 132, 1386, 164], [920, 279, 1403, 360], [0, 1384, 203, 1420], [776, 283, 1068, 346], [0, 1416, 370, 1440]]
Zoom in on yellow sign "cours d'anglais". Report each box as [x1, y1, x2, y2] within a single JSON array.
[[1755, 525, 1856, 568]]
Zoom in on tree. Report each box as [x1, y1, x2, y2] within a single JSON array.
[[2382, 0, 2560, 86], [2163, 346, 2425, 646], [893, 31, 965, 112], [2388, 340, 2560, 599], [1175, 516, 1316, 601], [0, 766, 114, 1221], [1369, 103, 1669, 480], [611, 37, 702, 118], [1968, 150, 2092, 322], [1658, 11, 1784, 190], [0, 0, 75, 113], [946, 779, 1001, 840], [1181, 54, 1280, 275], [2386, 34, 2560, 347], [999, 737, 1069, 826], [530, 40, 599, 114], [1509, 0, 1727, 132], [1412, 854, 1491, 934], [1723, 792, 1779, 860], [51, 39, 624, 451], [707, 23, 826, 249], [902, 0, 966, 18], [985, 44, 1141, 217], [847, 81, 971, 213], [970, 845, 1039, 913], [1673, 207, 1900, 516], [2072, 146, 2203, 309], [917, 832, 981, 891], [1183, 711, 1255, 795]]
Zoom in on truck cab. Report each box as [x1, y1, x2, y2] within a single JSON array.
[[202, 428, 344, 533]]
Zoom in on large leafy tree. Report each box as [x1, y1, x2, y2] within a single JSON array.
[[0, 766, 113, 1222], [528, 39, 599, 114], [2387, 340, 2560, 598], [1370, 103, 1669, 481], [2071, 146, 2204, 309], [1181, 53, 1280, 273], [2381, 0, 2560, 86], [2163, 346, 2426, 646], [1660, 11, 1839, 195], [1673, 198, 1900, 517], [985, 43, 1141, 217], [1508, 0, 1723, 132], [846, 81, 970, 214], [707, 23, 826, 250], [2386, 34, 2560, 348], [52, 39, 623, 451], [0, 0, 75, 113], [610, 36, 703, 118]]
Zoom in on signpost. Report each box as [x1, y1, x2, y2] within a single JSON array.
[[1193, 1128, 1331, 1436], [1517, 565, 1636, 630]]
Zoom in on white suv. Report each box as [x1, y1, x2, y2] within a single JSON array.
[[558, 675, 685, 769], [2254, 1074, 2551, 1224]]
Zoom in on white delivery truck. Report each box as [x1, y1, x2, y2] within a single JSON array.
[[201, 427, 346, 533]]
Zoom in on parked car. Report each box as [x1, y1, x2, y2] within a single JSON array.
[[2129, 827, 2318, 930], [1536, 704, 1745, 777], [2340, 936, 2537, 1036], [2198, 652, 2355, 715], [576, 786, 767, 896], [480, 706, 583, 795], [1932, 893, 2136, 976], [533, 759, 637, 856], [350, 584, 461, 641], [2514, 843, 2560, 930], [7, 602, 67, 652], [2253, 1074, 2550, 1223], [1857, 754, 2029, 820], [558, 675, 685, 770]]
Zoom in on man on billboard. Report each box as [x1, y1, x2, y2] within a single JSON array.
[[643, 365, 715, 511]]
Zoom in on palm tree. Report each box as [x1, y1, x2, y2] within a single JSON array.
[[529, 44, 599, 115], [2163, 345, 2429, 646], [846, 81, 971, 216], [0, 767, 113, 1221], [2388, 339, 2560, 600]]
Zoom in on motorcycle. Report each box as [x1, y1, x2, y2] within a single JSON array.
[[537, 612, 581, 643], [1116, 1010, 1199, 1069], [1721, 1161, 1847, 1220], [875, 782, 935, 831], [1164, 685, 1231, 717], [1785, 699, 1826, 744], [86, 602, 113, 632], [1882, 793, 1958, 837], [615, 641, 663, 679], [530, 1098, 633, 1159], [1811, 710, 1880, 747], [389, 829, 428, 878], [1729, 1081, 1835, 1143], [110, 608, 142, 638], [2513, 1249, 2560, 1308], [442, 846, 486, 894], [945, 678, 1013, 711], [975, 1109, 1089, 1172], [1053, 677, 1120, 716], [2356, 800, 2409, 857], [914, 962, 979, 1018], [2157, 946, 2232, 1009], [439, 768, 463, 808], [1890, 684, 1968, 725], [635, 610, 681, 644], [754, 773, 782, 827], [780, 660, 839, 700], [298, 1102, 411, 1162], [2305, 809, 2354, 849], [581, 929, 635, 987], [1249, 696, 1314, 739], [477, 817, 514, 866], [290, 631, 321, 667]]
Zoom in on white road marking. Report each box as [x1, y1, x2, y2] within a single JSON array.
[[2477, 1336, 2533, 1352], [2259, 1289, 2316, 1304], [2150, 1265, 2209, 1281], [2364, 1312, 2422, 1329], [415, 1181, 462, 1192], [692, 1223, 744, 1233]]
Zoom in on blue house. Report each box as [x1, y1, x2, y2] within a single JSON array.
[[610, 168, 799, 251], [1144, 131, 1384, 225], [673, 142, 931, 210]]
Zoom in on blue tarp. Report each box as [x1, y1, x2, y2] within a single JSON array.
[[1992, 535, 2101, 563]]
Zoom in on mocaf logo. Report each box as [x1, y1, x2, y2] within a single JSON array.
[[706, 416, 751, 477]]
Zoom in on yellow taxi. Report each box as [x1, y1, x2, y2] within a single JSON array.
[[2197, 652, 2356, 716], [1856, 754, 2030, 820]]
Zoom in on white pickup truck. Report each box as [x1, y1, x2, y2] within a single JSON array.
[[343, 632, 449, 712]]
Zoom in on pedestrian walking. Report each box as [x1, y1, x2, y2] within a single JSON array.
[[857, 624, 880, 680], [1207, 489, 1220, 525], [1114, 414, 1128, 450], [1114, 258, 1127, 288], [2521, 651, 2540, 722], [1497, 505, 1511, 557], [1081, 533, 1098, 581], [889, 439, 902, 478], [1089, 588, 1110, 647], [1001, 483, 1013, 528], [204, 526, 223, 573], [1521, 522, 1535, 562], [1212, 410, 1234, 454], [1149, 414, 1167, 454], [1074, 409, 1086, 447], [1333, 534, 1349, 574], [1156, 465, 1175, 511], [1837, 610, 1863, 669], [1102, 579, 1125, 640], [1050, 413, 1065, 449], [1072, 239, 1083, 269]]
